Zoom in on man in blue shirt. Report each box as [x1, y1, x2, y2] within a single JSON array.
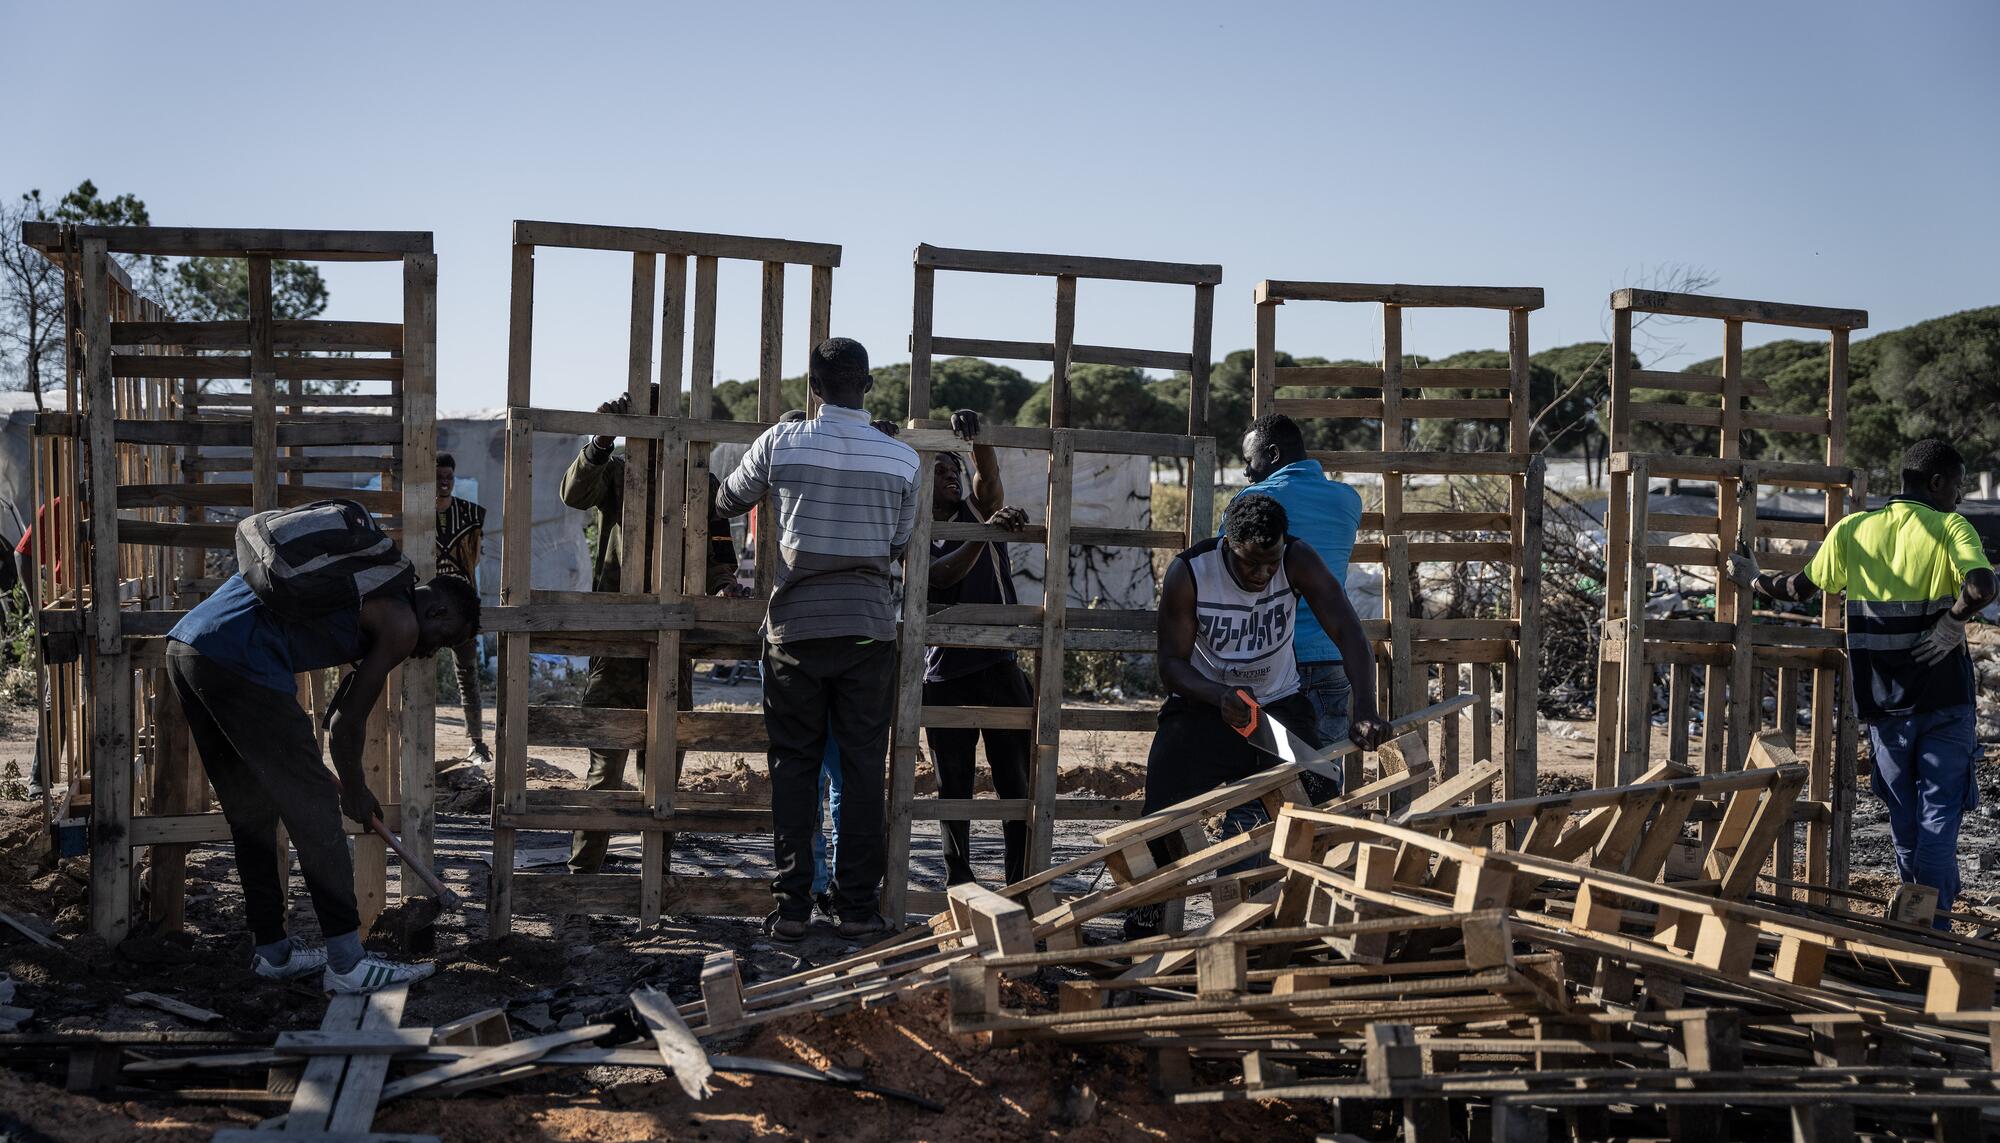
[[1228, 413, 1364, 788]]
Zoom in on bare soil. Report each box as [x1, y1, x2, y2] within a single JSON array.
[[2, 660, 1996, 1139]]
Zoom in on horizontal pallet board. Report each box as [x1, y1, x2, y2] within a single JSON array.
[[22, 222, 432, 259], [915, 243, 1221, 285], [1256, 281, 1544, 309], [512, 220, 840, 266], [1613, 288, 1867, 331], [928, 335, 1192, 373]]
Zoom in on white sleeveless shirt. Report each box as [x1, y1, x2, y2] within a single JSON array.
[[1180, 537, 1301, 704]]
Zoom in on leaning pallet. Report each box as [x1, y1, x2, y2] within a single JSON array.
[[887, 242, 1223, 921], [17, 222, 440, 943], [485, 221, 839, 932], [1251, 279, 1546, 806], [1593, 288, 1869, 903]]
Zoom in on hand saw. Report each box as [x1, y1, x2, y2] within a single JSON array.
[[1231, 688, 1345, 785]]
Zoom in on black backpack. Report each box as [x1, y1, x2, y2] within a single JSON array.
[[235, 499, 415, 623]]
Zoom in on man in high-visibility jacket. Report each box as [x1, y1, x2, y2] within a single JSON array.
[[1736, 439, 1996, 924]]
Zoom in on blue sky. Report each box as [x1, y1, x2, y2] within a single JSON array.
[[8, 1, 1996, 410]]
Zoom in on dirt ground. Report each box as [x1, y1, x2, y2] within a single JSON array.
[[1, 661, 1997, 1140]]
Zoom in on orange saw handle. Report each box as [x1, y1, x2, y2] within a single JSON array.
[[1230, 688, 1262, 739]]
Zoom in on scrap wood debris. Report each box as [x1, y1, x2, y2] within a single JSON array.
[[5, 698, 2000, 1140], [673, 700, 2000, 1140]]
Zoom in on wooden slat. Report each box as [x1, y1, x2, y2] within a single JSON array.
[[1309, 451, 1532, 476], [1255, 281, 1544, 309], [512, 220, 840, 266], [21, 222, 432, 259], [1613, 288, 1867, 331], [1742, 409, 1833, 435], [1625, 401, 1724, 428], [1399, 398, 1513, 420], [927, 336, 1192, 372], [1274, 365, 1383, 388], [111, 320, 403, 353], [116, 484, 397, 512], [1629, 369, 1771, 398], [915, 243, 1220, 285], [1274, 397, 1383, 418]]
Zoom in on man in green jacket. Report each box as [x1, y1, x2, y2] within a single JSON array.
[[562, 386, 738, 874]]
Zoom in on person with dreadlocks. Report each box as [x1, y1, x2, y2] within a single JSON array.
[[1736, 438, 1996, 925]]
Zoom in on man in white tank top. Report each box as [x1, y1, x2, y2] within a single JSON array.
[[1125, 493, 1389, 938]]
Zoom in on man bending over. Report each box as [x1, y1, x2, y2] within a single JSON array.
[[168, 568, 478, 992]]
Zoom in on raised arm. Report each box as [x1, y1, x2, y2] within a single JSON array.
[[950, 409, 1005, 518], [1285, 540, 1390, 749], [714, 428, 773, 519]]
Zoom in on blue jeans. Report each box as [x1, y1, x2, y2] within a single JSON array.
[[809, 731, 843, 896], [1867, 704, 1978, 926], [1297, 662, 1353, 774]]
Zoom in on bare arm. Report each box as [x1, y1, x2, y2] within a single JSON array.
[[929, 504, 1029, 590], [1286, 541, 1390, 749], [949, 410, 1005, 518], [714, 429, 772, 519], [1954, 567, 1997, 619], [326, 598, 417, 823], [1157, 558, 1253, 728]]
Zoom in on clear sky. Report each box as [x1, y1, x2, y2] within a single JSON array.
[[8, 1, 1996, 411]]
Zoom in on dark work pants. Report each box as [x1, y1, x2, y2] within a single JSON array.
[[763, 637, 895, 921], [569, 656, 695, 874], [166, 648, 359, 945], [449, 636, 483, 745], [923, 661, 1032, 887], [1141, 690, 1321, 870]]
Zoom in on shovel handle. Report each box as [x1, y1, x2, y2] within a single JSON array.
[[369, 814, 462, 909]]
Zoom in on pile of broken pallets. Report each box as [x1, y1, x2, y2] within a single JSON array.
[[684, 697, 2000, 1141]]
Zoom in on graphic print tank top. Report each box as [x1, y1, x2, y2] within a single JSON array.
[[1179, 537, 1301, 704]]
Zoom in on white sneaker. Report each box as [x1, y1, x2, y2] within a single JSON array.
[[323, 955, 436, 995], [253, 945, 329, 980]]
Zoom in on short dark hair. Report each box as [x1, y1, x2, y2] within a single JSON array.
[[809, 337, 871, 398], [1247, 412, 1305, 456], [426, 574, 481, 633], [436, 453, 456, 471], [1223, 493, 1288, 547], [1903, 438, 1964, 484]]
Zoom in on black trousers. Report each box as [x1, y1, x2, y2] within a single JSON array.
[[166, 648, 359, 945], [923, 661, 1032, 887], [763, 637, 895, 921], [1141, 690, 1320, 868], [448, 636, 483, 744]]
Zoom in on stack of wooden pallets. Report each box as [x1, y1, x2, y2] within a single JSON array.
[[686, 706, 2000, 1141]]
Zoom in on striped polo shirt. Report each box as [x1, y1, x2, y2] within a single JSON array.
[[1805, 497, 1992, 719], [716, 405, 920, 644]]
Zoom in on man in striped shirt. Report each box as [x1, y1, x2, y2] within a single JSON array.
[[716, 338, 920, 940]]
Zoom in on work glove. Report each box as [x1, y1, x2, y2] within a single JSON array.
[[1725, 551, 1761, 592], [1911, 610, 1969, 668]]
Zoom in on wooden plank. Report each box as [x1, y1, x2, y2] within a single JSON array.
[[513, 219, 839, 267], [110, 355, 403, 381], [1307, 451, 1532, 476], [883, 446, 938, 919], [631, 988, 714, 1099], [1256, 281, 1545, 309], [926, 336, 1192, 372], [1612, 288, 1867, 331], [915, 243, 1220, 285], [1049, 277, 1077, 427], [1028, 433, 1075, 872], [908, 264, 935, 419], [1189, 282, 1214, 435], [285, 993, 367, 1133], [400, 253, 439, 881], [1252, 303, 1278, 417], [1399, 398, 1514, 420], [116, 482, 397, 513], [1274, 397, 1383, 419], [1511, 457, 1545, 805], [21, 222, 432, 259], [373, 1025, 614, 1104]]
